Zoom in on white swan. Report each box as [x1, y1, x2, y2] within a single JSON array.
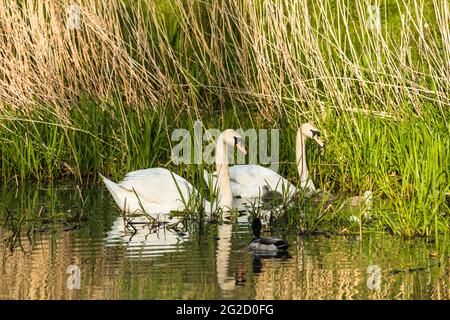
[[100, 129, 247, 215], [203, 123, 324, 198]]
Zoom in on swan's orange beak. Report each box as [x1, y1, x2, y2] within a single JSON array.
[[236, 143, 247, 155]]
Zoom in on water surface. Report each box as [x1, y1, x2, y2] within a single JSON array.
[[0, 184, 448, 299]]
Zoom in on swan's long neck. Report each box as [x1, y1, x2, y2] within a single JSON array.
[[215, 133, 233, 211], [296, 130, 316, 191]]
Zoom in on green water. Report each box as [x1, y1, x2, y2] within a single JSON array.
[[0, 184, 448, 300]]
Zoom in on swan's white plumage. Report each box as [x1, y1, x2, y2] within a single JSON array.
[[204, 165, 298, 198], [100, 168, 195, 214]]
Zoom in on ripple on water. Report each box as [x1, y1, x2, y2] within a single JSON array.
[[0, 185, 449, 299], [102, 216, 189, 260]]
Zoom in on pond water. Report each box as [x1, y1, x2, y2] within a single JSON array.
[[0, 184, 448, 300]]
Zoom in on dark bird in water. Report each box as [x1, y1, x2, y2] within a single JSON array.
[[248, 218, 289, 252], [261, 185, 284, 204]]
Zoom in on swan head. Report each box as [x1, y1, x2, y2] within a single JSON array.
[[221, 129, 247, 155], [300, 123, 324, 148]]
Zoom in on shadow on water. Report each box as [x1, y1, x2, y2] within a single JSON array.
[[0, 183, 449, 299]]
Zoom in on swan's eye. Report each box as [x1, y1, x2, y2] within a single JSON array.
[[234, 136, 244, 146], [233, 136, 237, 146], [311, 130, 320, 138]]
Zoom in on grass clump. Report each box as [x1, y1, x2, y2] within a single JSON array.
[[0, 0, 448, 237]]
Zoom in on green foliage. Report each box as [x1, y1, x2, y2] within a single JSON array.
[[0, 0, 449, 237]]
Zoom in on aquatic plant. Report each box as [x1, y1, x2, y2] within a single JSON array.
[[0, 0, 448, 237]]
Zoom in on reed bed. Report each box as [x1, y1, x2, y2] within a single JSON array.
[[0, 0, 449, 237]]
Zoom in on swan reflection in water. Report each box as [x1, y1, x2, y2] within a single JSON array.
[[105, 202, 291, 292], [104, 196, 245, 262], [105, 215, 189, 260]]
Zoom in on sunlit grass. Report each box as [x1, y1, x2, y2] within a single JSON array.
[[0, 0, 449, 237]]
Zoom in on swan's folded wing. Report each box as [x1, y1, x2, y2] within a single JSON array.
[[121, 168, 169, 179], [212, 165, 279, 186], [118, 169, 193, 205], [229, 165, 297, 193]]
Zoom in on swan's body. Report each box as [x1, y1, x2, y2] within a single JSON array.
[[101, 129, 246, 216], [204, 165, 298, 198], [204, 123, 324, 199], [101, 168, 201, 214]]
